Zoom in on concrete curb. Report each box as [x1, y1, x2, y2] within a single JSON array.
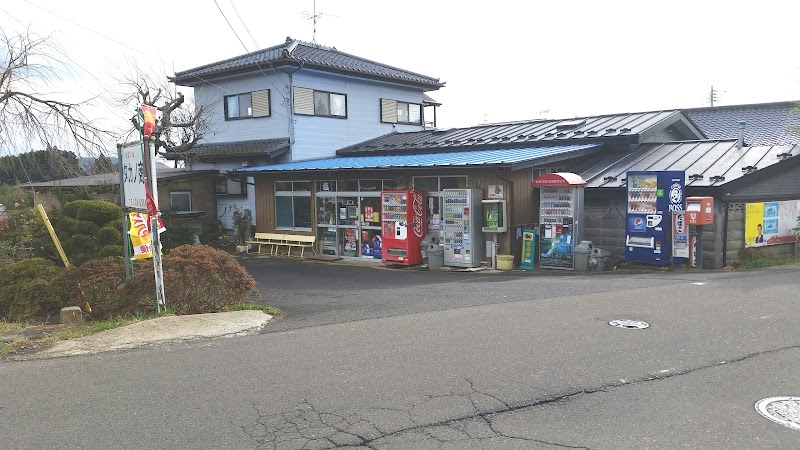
[[16, 310, 272, 360]]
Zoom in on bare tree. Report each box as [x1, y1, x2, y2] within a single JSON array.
[[117, 68, 211, 161], [0, 29, 110, 173]]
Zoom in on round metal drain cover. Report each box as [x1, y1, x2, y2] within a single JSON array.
[[608, 319, 649, 329], [755, 396, 800, 431]]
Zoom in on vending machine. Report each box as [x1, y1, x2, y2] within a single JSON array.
[[531, 173, 586, 269], [381, 190, 426, 265], [625, 170, 685, 265], [442, 188, 484, 267]]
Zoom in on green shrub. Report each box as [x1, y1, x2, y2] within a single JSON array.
[[99, 244, 123, 258], [152, 244, 257, 314], [73, 220, 100, 236], [62, 234, 98, 258], [56, 216, 81, 235], [71, 200, 121, 225], [50, 257, 147, 319], [160, 227, 197, 252], [0, 258, 63, 321], [97, 227, 121, 246]]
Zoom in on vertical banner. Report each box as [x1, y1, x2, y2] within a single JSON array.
[[129, 212, 153, 259], [672, 212, 689, 258], [520, 229, 536, 270]]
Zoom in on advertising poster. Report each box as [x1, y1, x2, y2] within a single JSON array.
[[129, 212, 153, 259], [539, 223, 573, 269], [520, 229, 536, 270], [745, 200, 800, 247]]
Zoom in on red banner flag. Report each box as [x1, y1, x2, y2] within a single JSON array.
[[143, 182, 166, 233], [141, 105, 157, 137]]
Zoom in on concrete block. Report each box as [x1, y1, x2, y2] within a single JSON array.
[[60, 306, 83, 325]]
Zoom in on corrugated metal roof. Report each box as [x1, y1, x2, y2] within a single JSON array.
[[237, 143, 600, 173], [337, 110, 681, 155], [172, 38, 443, 89], [684, 101, 800, 146], [582, 140, 799, 188]]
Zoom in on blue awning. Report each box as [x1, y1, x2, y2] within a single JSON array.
[[236, 143, 600, 172]]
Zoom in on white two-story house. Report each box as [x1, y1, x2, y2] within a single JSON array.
[[169, 37, 444, 229]]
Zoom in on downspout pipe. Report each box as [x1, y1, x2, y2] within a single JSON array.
[[722, 199, 729, 268]]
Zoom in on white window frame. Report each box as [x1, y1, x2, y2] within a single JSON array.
[[275, 181, 313, 231]]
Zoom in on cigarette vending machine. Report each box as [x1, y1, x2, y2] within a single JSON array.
[[625, 170, 685, 265], [381, 190, 426, 265], [442, 188, 484, 267], [531, 173, 586, 270]]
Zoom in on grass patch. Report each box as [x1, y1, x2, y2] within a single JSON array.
[[734, 254, 800, 269], [0, 320, 25, 332], [223, 303, 284, 317]]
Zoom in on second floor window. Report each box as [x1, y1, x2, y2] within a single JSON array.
[[225, 90, 270, 120], [293, 86, 347, 118], [380, 99, 422, 125]]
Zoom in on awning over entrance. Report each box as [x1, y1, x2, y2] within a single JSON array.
[[237, 143, 600, 173]]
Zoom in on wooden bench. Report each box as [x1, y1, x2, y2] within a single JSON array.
[[280, 234, 317, 258], [245, 233, 284, 255]]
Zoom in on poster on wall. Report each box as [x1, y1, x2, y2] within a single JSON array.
[[745, 200, 800, 247]]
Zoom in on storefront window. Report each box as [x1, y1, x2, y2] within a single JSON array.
[[359, 180, 381, 192], [317, 180, 336, 192], [382, 178, 407, 190], [341, 180, 359, 192], [276, 181, 312, 230], [412, 176, 438, 193], [440, 176, 467, 189]]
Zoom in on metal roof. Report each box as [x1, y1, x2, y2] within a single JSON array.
[[172, 38, 443, 90], [237, 143, 600, 173], [336, 110, 681, 155], [684, 101, 800, 146], [168, 138, 290, 161], [581, 140, 799, 188]]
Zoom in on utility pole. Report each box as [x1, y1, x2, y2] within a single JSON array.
[[709, 86, 718, 107]]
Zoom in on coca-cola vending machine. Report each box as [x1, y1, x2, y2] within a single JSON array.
[[381, 190, 426, 265]]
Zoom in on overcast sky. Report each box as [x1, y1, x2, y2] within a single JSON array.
[[4, 0, 800, 148]]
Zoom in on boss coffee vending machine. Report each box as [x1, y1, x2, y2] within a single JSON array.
[[625, 170, 685, 265]]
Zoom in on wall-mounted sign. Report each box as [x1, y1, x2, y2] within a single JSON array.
[[487, 185, 504, 198]]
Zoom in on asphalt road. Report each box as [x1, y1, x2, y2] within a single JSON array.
[[2, 259, 798, 449]]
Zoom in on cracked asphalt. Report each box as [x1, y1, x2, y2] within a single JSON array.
[[1, 259, 799, 449]]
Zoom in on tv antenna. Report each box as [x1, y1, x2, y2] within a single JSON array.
[[536, 109, 549, 119], [708, 86, 725, 107], [302, 0, 338, 44]]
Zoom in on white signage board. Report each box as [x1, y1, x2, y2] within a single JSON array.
[[120, 143, 147, 211], [672, 212, 689, 258]]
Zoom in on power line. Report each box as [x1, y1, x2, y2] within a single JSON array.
[[212, 0, 250, 53], [228, 0, 259, 49]]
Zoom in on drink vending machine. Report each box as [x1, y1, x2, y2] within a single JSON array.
[[531, 173, 586, 269], [625, 170, 685, 265], [442, 189, 484, 267], [381, 190, 426, 265]]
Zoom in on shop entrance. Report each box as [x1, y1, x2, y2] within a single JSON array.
[[316, 192, 382, 261]]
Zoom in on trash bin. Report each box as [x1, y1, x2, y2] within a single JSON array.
[[574, 241, 594, 271], [590, 248, 612, 271], [420, 236, 439, 266], [427, 244, 444, 270], [496, 254, 515, 271]]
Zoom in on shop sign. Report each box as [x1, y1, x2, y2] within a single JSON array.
[[520, 229, 535, 270], [672, 212, 689, 258]]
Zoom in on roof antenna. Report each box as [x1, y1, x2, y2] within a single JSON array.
[[304, 0, 323, 44]]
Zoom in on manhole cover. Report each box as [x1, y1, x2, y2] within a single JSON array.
[[755, 396, 800, 431], [608, 319, 649, 329]]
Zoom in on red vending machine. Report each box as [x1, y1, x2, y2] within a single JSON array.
[[381, 190, 426, 265]]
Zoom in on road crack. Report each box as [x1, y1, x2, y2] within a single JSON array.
[[242, 344, 799, 448]]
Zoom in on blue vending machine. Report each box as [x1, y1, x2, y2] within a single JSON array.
[[625, 171, 685, 265]]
